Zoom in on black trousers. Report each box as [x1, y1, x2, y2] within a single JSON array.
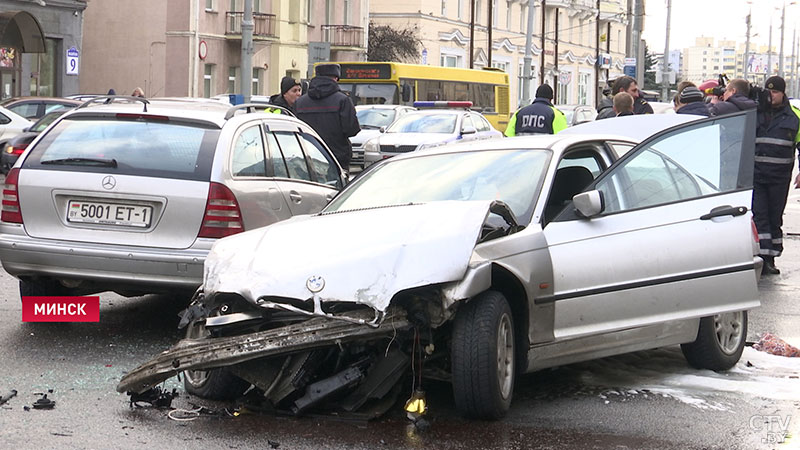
[[752, 181, 792, 258]]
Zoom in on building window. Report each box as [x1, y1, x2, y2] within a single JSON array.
[[344, 0, 351, 25], [520, 5, 526, 31], [441, 54, 462, 67], [578, 72, 589, 105], [228, 67, 238, 93], [206, 0, 214, 11], [442, 0, 447, 16], [458, 0, 464, 20], [204, 64, 214, 98], [493, 0, 498, 27], [252, 68, 262, 95], [476, 0, 481, 23], [325, 0, 333, 24], [506, 1, 512, 29], [557, 76, 570, 105], [307, 0, 312, 23], [229, 0, 236, 10]]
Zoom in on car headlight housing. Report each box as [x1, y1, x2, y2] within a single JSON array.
[[364, 138, 379, 152]]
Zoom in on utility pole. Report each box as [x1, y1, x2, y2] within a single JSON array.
[[488, 0, 493, 67], [661, 0, 671, 102], [779, 1, 786, 78], [469, 0, 475, 68], [768, 14, 773, 76], [634, 0, 644, 87], [241, 0, 253, 102], [595, 0, 600, 107], [554, 8, 559, 101], [521, 0, 535, 106], [540, 0, 546, 85], [744, 8, 751, 81], [791, 27, 797, 96]]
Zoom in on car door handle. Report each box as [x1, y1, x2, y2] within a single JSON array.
[[289, 191, 302, 203], [700, 205, 748, 220]]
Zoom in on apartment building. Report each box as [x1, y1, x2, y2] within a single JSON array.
[[0, 0, 87, 100], [369, 0, 629, 109], [80, 0, 367, 98]]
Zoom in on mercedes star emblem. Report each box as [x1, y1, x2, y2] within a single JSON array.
[[306, 275, 325, 293], [101, 175, 116, 190]]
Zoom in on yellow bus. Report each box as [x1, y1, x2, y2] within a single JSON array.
[[319, 62, 510, 132]]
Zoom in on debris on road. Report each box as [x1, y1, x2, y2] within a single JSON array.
[[32, 393, 56, 410], [128, 386, 178, 408], [0, 389, 17, 405], [753, 333, 800, 357]]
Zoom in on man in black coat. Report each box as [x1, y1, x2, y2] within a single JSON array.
[[295, 64, 360, 171], [597, 76, 652, 119], [707, 78, 757, 116], [753, 76, 800, 274]]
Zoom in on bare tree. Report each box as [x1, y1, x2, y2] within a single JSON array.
[[368, 22, 421, 62]]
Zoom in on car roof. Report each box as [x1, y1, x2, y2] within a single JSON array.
[[0, 96, 82, 105]]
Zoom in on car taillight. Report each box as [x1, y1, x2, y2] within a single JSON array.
[[6, 144, 28, 155], [2, 168, 23, 223], [198, 182, 243, 238], [751, 219, 759, 244]]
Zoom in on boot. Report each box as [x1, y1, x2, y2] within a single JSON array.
[[763, 256, 781, 275]]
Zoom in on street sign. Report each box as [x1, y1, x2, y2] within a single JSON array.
[[624, 65, 636, 77], [422, 49, 428, 65], [66, 47, 79, 76]]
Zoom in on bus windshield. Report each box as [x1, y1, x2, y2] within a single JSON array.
[[338, 83, 398, 106]]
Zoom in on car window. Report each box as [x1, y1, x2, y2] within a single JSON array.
[[31, 111, 64, 132], [9, 103, 38, 119], [608, 141, 635, 157], [24, 116, 219, 181], [298, 133, 341, 187], [231, 125, 266, 177], [474, 114, 491, 132], [387, 113, 456, 134], [356, 108, 396, 128], [0, 112, 10, 125], [461, 115, 474, 131], [596, 114, 748, 213], [45, 103, 72, 114], [274, 131, 311, 181], [265, 130, 288, 178]]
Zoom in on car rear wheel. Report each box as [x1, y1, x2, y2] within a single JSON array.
[[183, 318, 251, 400], [681, 311, 747, 371], [451, 290, 515, 419]]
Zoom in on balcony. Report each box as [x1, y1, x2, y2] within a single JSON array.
[[226, 12, 277, 38], [321, 25, 365, 49]]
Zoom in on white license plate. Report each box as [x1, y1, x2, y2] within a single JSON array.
[[67, 200, 153, 228]]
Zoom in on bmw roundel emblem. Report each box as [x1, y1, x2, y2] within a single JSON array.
[[306, 275, 325, 293]]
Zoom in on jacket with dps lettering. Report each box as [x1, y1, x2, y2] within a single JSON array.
[[505, 98, 567, 136]]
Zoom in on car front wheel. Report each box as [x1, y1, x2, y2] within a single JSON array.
[[451, 290, 515, 419], [183, 318, 250, 400], [681, 311, 747, 371]]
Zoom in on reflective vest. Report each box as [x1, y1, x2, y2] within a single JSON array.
[[505, 98, 567, 136], [755, 102, 800, 183]]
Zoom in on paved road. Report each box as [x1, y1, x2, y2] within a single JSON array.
[[0, 175, 799, 449]]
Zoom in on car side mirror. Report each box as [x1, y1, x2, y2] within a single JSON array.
[[461, 126, 477, 135], [379, 126, 386, 133], [22, 126, 30, 132], [573, 190, 604, 218]]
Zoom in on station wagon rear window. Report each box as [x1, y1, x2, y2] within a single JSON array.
[[23, 116, 220, 181]]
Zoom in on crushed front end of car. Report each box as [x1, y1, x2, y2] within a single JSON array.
[[117, 200, 517, 417]]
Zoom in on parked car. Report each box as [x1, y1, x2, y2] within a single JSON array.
[[351, 104, 416, 170], [118, 111, 760, 421], [0, 97, 345, 299], [0, 96, 82, 120], [557, 104, 597, 126], [2, 107, 76, 174], [362, 102, 502, 167], [0, 106, 32, 155]]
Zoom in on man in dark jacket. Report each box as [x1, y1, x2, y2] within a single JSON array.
[[295, 64, 360, 170], [708, 78, 757, 116], [674, 86, 710, 116], [267, 76, 301, 114], [753, 76, 800, 274], [504, 84, 567, 136], [597, 76, 652, 119]]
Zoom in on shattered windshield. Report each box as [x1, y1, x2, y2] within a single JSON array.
[[325, 149, 551, 222]]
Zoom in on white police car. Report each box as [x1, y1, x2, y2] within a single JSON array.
[[362, 101, 502, 167]]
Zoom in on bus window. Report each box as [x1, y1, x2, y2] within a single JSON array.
[[353, 84, 398, 105]]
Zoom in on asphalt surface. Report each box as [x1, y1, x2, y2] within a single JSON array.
[[0, 174, 798, 449]]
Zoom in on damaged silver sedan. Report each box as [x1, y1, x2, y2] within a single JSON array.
[[119, 111, 761, 419]]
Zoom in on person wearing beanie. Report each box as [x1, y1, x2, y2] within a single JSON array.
[[504, 83, 567, 136], [267, 76, 302, 113], [753, 75, 800, 274], [674, 86, 710, 117], [295, 63, 359, 171], [707, 78, 757, 116]]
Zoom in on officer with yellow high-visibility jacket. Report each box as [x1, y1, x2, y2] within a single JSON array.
[[504, 84, 567, 137], [265, 76, 301, 115]]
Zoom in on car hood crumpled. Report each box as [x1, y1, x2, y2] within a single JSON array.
[[203, 200, 492, 314]]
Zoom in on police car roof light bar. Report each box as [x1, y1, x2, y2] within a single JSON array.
[[413, 101, 473, 108]]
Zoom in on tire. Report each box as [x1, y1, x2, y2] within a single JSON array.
[[19, 279, 67, 297], [681, 311, 747, 371], [183, 318, 251, 400], [451, 290, 515, 419]]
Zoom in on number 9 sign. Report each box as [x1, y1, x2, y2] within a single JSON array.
[[66, 47, 79, 75]]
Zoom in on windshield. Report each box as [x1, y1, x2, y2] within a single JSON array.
[[325, 149, 551, 222], [357, 108, 397, 128], [338, 83, 398, 106], [387, 113, 457, 134]]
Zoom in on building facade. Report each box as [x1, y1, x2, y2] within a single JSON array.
[[0, 0, 87, 100], [80, 0, 367, 98], [369, 0, 629, 110]]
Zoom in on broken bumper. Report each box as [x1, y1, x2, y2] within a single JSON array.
[[117, 311, 410, 394]]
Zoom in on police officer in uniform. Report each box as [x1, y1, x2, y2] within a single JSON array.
[[753, 76, 800, 274], [505, 84, 567, 136]]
